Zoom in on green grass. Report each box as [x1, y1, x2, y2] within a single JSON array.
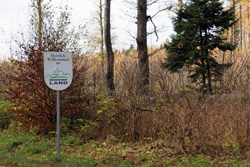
[[1, 130, 250, 166], [0, 130, 90, 166]]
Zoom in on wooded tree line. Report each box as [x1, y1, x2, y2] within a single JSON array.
[[92, 0, 242, 95], [1, 0, 250, 145]]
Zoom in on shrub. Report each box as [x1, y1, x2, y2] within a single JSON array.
[[0, 101, 11, 129]]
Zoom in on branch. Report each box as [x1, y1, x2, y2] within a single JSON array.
[[125, 28, 136, 40], [148, 15, 159, 42], [151, 5, 174, 19], [148, 48, 164, 57], [147, 0, 160, 7], [122, 107, 154, 113], [96, 107, 154, 129]]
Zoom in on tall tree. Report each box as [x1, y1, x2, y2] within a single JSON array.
[[91, 0, 105, 69], [37, 0, 42, 51], [136, 0, 172, 93], [104, 0, 115, 91], [163, 0, 237, 94], [123, 0, 172, 93], [99, 0, 104, 68], [137, 0, 149, 93]]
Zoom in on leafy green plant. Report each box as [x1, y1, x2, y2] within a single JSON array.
[[0, 101, 11, 129], [178, 155, 211, 167]]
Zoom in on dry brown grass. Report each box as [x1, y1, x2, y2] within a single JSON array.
[[2, 47, 250, 154], [78, 47, 250, 154]]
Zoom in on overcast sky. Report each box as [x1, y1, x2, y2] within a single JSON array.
[[0, 0, 174, 60]]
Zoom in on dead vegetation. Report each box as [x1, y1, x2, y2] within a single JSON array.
[[41, 47, 243, 156], [1, 47, 250, 156]]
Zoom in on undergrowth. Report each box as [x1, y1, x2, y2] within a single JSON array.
[[1, 129, 250, 166], [2, 45, 250, 166]]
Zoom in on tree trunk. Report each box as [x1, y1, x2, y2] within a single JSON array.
[[205, 29, 212, 94], [37, 0, 42, 52], [200, 27, 207, 94], [137, 0, 149, 93], [232, 0, 239, 46], [178, 0, 182, 11], [240, 4, 242, 52], [99, 0, 104, 70], [104, 0, 115, 91]]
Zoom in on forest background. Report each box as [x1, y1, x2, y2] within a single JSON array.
[[1, 0, 250, 166]]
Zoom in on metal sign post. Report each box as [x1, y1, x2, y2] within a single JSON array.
[[57, 90, 60, 160], [44, 52, 73, 160]]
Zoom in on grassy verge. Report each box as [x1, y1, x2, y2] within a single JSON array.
[[0, 130, 91, 166], [1, 130, 250, 166]]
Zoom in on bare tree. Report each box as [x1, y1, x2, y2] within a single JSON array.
[[104, 0, 115, 91], [137, 0, 149, 93], [99, 0, 105, 69], [136, 0, 172, 93], [37, 0, 42, 52], [92, 0, 105, 69]]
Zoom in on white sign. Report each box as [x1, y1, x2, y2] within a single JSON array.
[[44, 52, 73, 91]]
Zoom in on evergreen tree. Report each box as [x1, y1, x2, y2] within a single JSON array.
[[162, 0, 237, 94]]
